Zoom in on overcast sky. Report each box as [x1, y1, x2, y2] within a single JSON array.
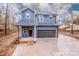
[[15, 3, 79, 19], [0, 3, 79, 23]]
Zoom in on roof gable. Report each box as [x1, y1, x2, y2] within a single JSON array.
[[21, 8, 35, 13], [18, 8, 57, 16]]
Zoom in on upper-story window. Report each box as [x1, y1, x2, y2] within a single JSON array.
[[25, 13, 31, 19], [49, 15, 53, 20], [53, 15, 56, 23], [39, 15, 44, 22], [36, 15, 44, 22], [36, 15, 39, 21]]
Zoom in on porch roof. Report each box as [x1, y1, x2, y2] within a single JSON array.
[[16, 19, 36, 26], [38, 23, 59, 26], [36, 11, 57, 16], [16, 21, 59, 26]]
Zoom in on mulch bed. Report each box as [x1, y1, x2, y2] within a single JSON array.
[[60, 31, 79, 39]]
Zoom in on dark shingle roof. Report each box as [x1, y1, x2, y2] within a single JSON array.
[[16, 19, 36, 26], [36, 11, 57, 16], [19, 7, 57, 16]]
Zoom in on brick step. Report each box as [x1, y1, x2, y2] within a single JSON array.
[[19, 40, 34, 46]]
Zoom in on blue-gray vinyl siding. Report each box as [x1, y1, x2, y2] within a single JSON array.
[[16, 8, 59, 38], [36, 26, 57, 30], [43, 15, 55, 23], [22, 9, 35, 21], [36, 15, 57, 25]]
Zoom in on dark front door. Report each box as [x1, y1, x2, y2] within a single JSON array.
[[29, 30, 32, 36], [27, 26, 33, 37]]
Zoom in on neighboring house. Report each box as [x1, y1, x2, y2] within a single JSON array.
[[16, 8, 59, 39]]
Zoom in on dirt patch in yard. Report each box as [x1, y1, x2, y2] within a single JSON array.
[[0, 43, 17, 56], [60, 31, 79, 39], [0, 33, 18, 56]]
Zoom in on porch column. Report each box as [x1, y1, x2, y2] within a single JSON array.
[[17, 26, 19, 40], [16, 26, 20, 43], [34, 26, 37, 42]]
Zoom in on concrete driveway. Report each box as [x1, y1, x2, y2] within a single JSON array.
[[12, 34, 79, 56]]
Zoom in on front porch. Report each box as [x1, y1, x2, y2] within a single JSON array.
[[17, 26, 37, 42], [19, 37, 35, 45], [22, 26, 34, 37]]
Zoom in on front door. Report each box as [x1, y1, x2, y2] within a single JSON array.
[[27, 26, 33, 37], [29, 30, 32, 36]]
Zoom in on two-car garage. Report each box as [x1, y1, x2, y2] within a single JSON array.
[[37, 30, 56, 38], [36, 26, 58, 38]]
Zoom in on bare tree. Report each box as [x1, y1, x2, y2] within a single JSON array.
[[4, 3, 9, 35], [73, 15, 79, 25], [69, 8, 74, 33]]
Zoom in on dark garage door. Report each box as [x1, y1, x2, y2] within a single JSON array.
[[37, 30, 56, 38]]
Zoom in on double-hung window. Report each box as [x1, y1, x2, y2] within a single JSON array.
[[39, 15, 44, 22]]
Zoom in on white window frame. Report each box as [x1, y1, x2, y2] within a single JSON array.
[[36, 15, 39, 21], [39, 15, 44, 22]]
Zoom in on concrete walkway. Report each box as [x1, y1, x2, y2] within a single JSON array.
[[12, 34, 79, 56]]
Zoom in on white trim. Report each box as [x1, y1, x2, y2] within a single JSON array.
[[21, 8, 36, 13], [55, 29, 57, 38], [34, 11, 36, 21], [39, 15, 44, 22], [34, 26, 37, 41]]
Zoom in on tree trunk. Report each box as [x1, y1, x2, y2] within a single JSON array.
[[4, 3, 9, 35], [71, 24, 73, 33]]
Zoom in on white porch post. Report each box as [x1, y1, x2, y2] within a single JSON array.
[[34, 26, 37, 42]]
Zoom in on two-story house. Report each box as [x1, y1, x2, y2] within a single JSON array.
[[16, 8, 59, 41]]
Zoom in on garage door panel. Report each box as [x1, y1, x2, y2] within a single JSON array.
[[37, 30, 56, 38]]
